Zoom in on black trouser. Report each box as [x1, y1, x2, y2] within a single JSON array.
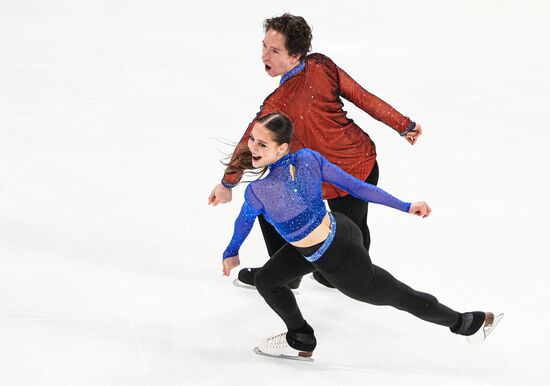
[[254, 212, 460, 341], [257, 162, 380, 286]]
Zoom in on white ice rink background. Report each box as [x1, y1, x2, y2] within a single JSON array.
[[1, 1, 549, 385]]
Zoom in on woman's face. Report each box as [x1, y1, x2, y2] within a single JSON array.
[[262, 29, 300, 77], [248, 122, 288, 168]]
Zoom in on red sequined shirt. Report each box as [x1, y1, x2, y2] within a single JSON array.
[[223, 53, 412, 200]]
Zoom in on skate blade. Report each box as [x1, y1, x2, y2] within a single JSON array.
[[233, 279, 299, 295], [253, 347, 314, 362], [467, 312, 504, 344], [232, 279, 256, 290]]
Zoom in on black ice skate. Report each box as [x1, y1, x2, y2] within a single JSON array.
[[232, 267, 261, 290], [451, 311, 504, 344], [233, 267, 300, 294], [467, 312, 504, 344]]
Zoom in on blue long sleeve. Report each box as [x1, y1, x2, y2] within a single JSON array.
[[311, 150, 411, 213], [223, 185, 263, 259]]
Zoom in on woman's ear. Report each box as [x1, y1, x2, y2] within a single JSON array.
[[279, 143, 289, 154]]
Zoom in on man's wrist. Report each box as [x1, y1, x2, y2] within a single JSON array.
[[221, 178, 237, 189], [399, 118, 416, 137]]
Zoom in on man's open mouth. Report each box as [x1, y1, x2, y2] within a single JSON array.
[[264, 64, 272, 71], [252, 155, 262, 162]]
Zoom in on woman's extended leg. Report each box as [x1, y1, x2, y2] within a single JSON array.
[[312, 212, 460, 328]]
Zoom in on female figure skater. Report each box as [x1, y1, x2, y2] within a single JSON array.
[[209, 13, 422, 289], [221, 113, 502, 360]]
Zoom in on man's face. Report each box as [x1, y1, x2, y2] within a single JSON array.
[[261, 29, 300, 77]]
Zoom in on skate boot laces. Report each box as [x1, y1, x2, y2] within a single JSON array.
[[265, 332, 288, 349]]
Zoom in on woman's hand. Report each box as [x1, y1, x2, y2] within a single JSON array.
[[222, 255, 240, 276], [409, 201, 431, 218], [405, 123, 422, 145]]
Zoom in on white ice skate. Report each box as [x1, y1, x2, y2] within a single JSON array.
[[467, 312, 504, 344], [233, 278, 299, 295], [253, 332, 313, 362]]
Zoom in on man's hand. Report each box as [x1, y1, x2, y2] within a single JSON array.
[[222, 255, 240, 276], [404, 123, 423, 145], [208, 183, 232, 206]]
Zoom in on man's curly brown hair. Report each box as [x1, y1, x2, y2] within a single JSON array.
[[264, 13, 312, 61]]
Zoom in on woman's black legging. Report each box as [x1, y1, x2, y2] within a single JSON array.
[[254, 212, 460, 334]]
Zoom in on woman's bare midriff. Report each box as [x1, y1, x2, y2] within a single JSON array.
[[290, 213, 331, 248]]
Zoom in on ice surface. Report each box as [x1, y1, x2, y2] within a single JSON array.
[[1, 1, 549, 385]]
